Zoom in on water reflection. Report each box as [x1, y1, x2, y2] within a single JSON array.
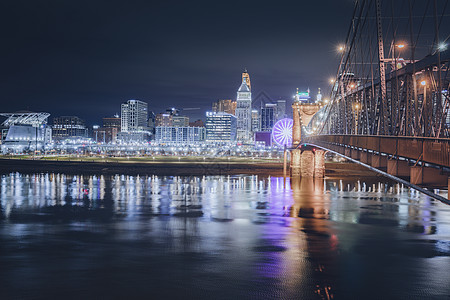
[[0, 173, 445, 237], [1, 172, 450, 299]]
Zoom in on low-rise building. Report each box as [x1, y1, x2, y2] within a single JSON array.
[[93, 127, 118, 144], [172, 116, 189, 127], [155, 113, 173, 127], [52, 116, 88, 140], [0, 112, 52, 152], [155, 126, 205, 144]]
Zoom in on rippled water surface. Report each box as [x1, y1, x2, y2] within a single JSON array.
[[1, 173, 450, 299]]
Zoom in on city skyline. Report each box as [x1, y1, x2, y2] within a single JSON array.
[[0, 1, 354, 124]]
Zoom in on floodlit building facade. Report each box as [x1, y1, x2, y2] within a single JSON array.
[[155, 126, 205, 144], [0, 112, 52, 152], [235, 75, 252, 142], [52, 116, 88, 139], [242, 70, 251, 91], [155, 113, 173, 127], [121, 99, 148, 132], [205, 112, 237, 143]]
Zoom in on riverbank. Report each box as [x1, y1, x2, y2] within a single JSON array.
[[0, 156, 378, 177]]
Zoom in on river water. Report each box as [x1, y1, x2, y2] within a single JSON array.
[[1, 172, 449, 299]]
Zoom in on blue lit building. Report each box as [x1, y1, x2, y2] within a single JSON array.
[[260, 103, 277, 132], [205, 112, 237, 143]]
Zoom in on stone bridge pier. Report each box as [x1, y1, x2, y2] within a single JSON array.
[[290, 100, 324, 178], [290, 147, 325, 177]]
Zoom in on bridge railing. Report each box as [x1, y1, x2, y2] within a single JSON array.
[[305, 135, 450, 168]]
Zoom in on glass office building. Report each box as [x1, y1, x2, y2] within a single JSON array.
[[205, 112, 237, 143]]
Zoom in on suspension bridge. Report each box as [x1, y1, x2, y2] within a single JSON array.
[[290, 0, 450, 204]]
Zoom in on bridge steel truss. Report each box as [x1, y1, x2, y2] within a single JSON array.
[[303, 0, 450, 195], [318, 49, 450, 138], [314, 0, 450, 138]]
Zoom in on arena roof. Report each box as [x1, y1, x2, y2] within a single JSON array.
[[0, 112, 50, 127]]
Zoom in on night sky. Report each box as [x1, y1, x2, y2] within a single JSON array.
[[0, 0, 354, 124]]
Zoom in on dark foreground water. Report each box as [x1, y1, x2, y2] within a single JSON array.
[[1, 173, 450, 299]]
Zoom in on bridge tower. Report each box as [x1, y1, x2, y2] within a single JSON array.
[[290, 89, 324, 177]]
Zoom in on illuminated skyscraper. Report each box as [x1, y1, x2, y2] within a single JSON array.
[[121, 99, 148, 132], [242, 69, 251, 91], [261, 103, 276, 132], [236, 75, 252, 142]]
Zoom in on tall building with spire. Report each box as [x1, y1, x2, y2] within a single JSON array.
[[242, 69, 251, 91], [236, 73, 252, 142]]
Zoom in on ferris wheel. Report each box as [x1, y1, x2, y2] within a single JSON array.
[[271, 118, 293, 147]]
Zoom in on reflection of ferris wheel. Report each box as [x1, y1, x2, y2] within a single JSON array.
[[272, 118, 293, 147]]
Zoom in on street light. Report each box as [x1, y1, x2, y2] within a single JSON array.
[[438, 42, 448, 52], [421, 80, 427, 107]]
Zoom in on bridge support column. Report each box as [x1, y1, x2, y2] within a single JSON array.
[[290, 149, 325, 178], [360, 151, 369, 164], [372, 154, 387, 169], [344, 147, 351, 157], [410, 166, 423, 185], [351, 149, 360, 160], [410, 166, 448, 186], [300, 150, 315, 177], [387, 159, 410, 177], [314, 150, 325, 178], [290, 149, 301, 177]]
